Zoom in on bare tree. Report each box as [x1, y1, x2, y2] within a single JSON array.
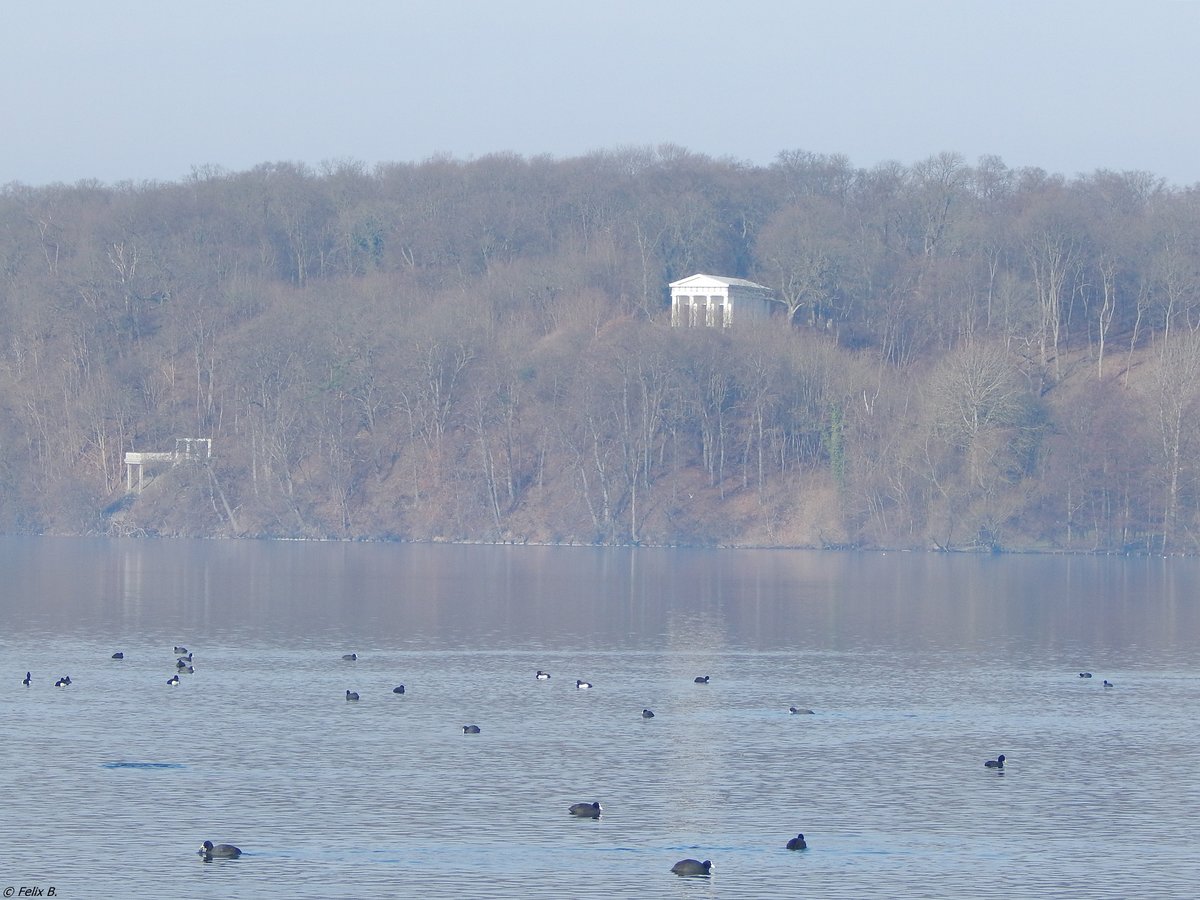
[[1148, 331, 1200, 552]]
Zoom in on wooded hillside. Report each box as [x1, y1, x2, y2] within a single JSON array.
[[2, 148, 1198, 552]]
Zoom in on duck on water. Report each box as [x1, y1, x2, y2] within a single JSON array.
[[198, 840, 241, 859]]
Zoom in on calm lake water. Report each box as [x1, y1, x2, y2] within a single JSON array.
[[2, 537, 1199, 899]]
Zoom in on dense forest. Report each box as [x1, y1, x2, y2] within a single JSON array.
[[2, 148, 1199, 552]]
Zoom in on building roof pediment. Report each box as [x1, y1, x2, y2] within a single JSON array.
[[669, 273, 771, 291]]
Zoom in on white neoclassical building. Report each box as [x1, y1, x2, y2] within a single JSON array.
[[668, 273, 779, 327]]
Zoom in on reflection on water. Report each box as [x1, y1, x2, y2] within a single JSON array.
[[2, 538, 1200, 898], [6, 538, 1199, 658]]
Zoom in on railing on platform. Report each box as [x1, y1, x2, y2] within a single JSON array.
[[124, 438, 213, 493]]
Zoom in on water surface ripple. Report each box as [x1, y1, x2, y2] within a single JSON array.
[[2, 538, 1198, 898]]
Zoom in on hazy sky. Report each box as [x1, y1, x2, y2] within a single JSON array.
[[3, 1, 1197, 187]]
